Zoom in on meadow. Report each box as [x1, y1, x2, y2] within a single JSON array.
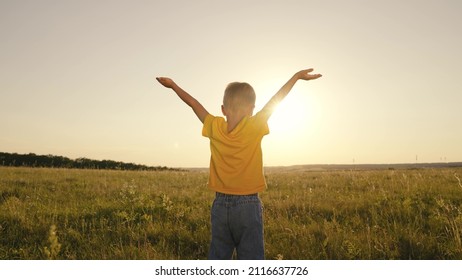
[[1, 166, 461, 260]]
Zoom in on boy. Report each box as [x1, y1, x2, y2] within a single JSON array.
[[156, 69, 322, 259]]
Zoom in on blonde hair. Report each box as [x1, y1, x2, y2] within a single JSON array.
[[223, 82, 256, 113]]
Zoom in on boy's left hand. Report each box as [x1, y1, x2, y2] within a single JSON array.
[[296, 69, 322, 81], [156, 77, 175, 88]]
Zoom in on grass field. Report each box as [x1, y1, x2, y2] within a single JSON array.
[[1, 166, 462, 259]]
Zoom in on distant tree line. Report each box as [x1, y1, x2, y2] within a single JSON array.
[[0, 152, 178, 171]]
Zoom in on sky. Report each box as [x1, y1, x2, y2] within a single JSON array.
[[1, 0, 461, 168]]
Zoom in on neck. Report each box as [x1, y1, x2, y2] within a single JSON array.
[[226, 113, 248, 133]]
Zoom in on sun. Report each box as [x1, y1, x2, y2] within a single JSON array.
[[254, 81, 320, 165], [266, 92, 315, 136], [262, 92, 319, 166]]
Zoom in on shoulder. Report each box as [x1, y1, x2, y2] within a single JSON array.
[[202, 114, 225, 137], [250, 111, 270, 127], [248, 111, 270, 135], [204, 114, 225, 125], [253, 110, 269, 122]]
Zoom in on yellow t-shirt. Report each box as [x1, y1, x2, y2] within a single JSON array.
[[202, 111, 270, 195]]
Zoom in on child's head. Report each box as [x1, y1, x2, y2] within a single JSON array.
[[222, 82, 256, 117]]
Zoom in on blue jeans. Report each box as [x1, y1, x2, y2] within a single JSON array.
[[208, 192, 264, 260]]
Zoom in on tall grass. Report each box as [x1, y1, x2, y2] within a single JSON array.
[[263, 168, 462, 259], [1, 167, 461, 259]]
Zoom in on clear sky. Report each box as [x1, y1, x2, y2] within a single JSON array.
[[1, 0, 461, 168]]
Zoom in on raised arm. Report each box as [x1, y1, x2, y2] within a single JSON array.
[[260, 69, 322, 119], [156, 77, 209, 123]]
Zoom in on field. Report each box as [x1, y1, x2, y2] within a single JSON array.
[[1, 166, 462, 260]]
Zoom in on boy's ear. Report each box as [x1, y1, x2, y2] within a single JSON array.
[[221, 105, 227, 116], [246, 105, 255, 116], [250, 105, 255, 115]]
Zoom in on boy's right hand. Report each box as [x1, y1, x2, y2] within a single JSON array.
[[155, 76, 209, 123], [156, 77, 175, 88]]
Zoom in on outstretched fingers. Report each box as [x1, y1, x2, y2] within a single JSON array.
[[309, 73, 322, 80], [155, 77, 175, 88], [298, 69, 322, 80]]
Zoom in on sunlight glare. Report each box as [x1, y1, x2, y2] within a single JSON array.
[[267, 91, 316, 137]]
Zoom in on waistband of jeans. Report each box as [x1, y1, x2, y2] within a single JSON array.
[[215, 192, 258, 198]]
